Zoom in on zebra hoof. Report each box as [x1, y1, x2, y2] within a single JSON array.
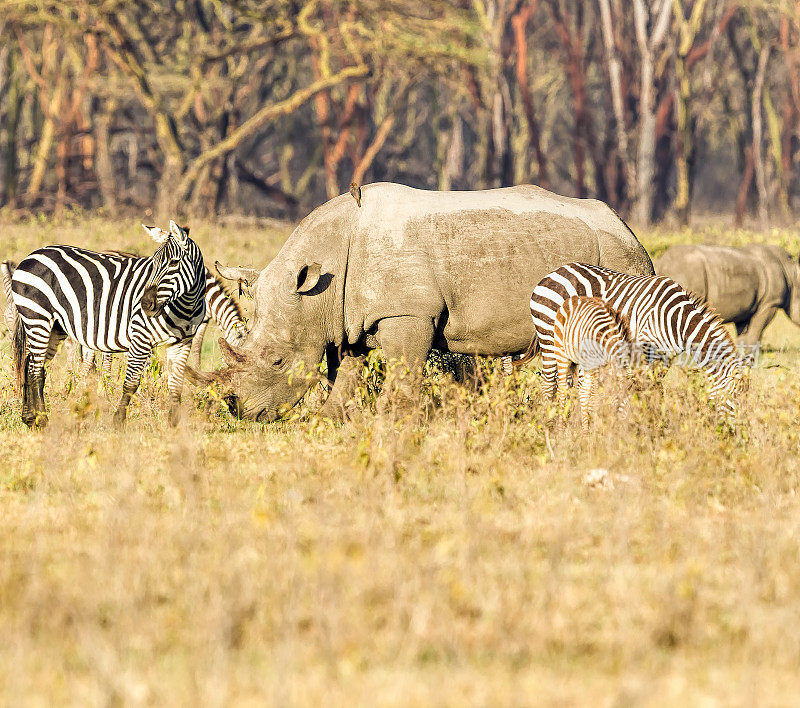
[[23, 411, 48, 429], [168, 406, 181, 427], [112, 409, 127, 429]]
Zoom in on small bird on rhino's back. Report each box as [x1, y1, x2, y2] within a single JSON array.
[[349, 182, 362, 207]]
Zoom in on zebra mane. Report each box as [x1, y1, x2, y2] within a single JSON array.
[[680, 287, 739, 351], [209, 271, 244, 320], [683, 288, 728, 331], [102, 249, 141, 258]]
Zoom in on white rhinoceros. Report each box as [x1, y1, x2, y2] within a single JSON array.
[[655, 243, 800, 345], [196, 183, 654, 421]]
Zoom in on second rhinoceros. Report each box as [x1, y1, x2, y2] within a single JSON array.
[[194, 182, 654, 422], [655, 243, 800, 345]]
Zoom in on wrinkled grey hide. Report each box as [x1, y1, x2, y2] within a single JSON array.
[[209, 183, 654, 421], [655, 244, 800, 345]]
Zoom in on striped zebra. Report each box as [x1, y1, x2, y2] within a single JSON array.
[[526, 262, 748, 416], [76, 266, 247, 378], [548, 296, 631, 428], [7, 221, 206, 428]]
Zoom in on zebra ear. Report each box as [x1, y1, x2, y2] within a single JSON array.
[[169, 220, 189, 249], [142, 223, 169, 244]]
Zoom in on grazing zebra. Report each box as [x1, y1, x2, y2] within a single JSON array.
[[547, 295, 631, 428], [525, 262, 749, 416], [7, 221, 206, 428], [76, 266, 247, 378]]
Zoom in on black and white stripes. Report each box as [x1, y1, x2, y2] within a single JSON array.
[[546, 295, 631, 428], [8, 221, 206, 427], [81, 266, 247, 377], [530, 262, 748, 416]]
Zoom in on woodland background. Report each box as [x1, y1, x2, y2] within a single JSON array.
[[1, 0, 799, 228]]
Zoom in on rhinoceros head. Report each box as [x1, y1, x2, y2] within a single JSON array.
[[188, 259, 330, 421]]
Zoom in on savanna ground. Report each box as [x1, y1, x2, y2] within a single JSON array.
[[1, 215, 800, 705]]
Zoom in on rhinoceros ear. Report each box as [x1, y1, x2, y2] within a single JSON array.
[[215, 260, 260, 287], [296, 263, 322, 294]]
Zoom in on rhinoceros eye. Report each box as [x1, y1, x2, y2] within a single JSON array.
[[271, 356, 284, 369]]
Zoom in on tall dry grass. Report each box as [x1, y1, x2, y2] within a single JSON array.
[[1, 216, 800, 704]]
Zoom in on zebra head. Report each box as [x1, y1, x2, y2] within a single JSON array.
[[140, 221, 201, 317], [709, 352, 750, 418]]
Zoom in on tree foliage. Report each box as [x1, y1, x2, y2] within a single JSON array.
[[0, 0, 799, 225]]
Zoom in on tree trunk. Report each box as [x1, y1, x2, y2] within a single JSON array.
[[3, 51, 20, 206], [54, 125, 68, 215], [440, 112, 464, 190], [752, 44, 771, 231], [735, 145, 755, 227], [598, 0, 631, 209], [94, 99, 117, 212], [511, 0, 548, 187], [26, 73, 65, 202], [156, 153, 183, 219], [351, 111, 396, 185], [673, 54, 691, 225], [632, 0, 672, 226], [672, 0, 709, 225], [634, 50, 656, 225], [491, 82, 513, 187]]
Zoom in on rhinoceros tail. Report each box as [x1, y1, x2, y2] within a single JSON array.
[[512, 333, 540, 369]]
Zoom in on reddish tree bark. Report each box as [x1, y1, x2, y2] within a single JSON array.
[[511, 0, 548, 188], [548, 1, 587, 197]]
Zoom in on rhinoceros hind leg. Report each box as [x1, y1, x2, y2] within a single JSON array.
[[736, 305, 777, 347]]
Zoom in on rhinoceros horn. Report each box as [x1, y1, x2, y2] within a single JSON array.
[[219, 337, 248, 366], [215, 261, 260, 287], [184, 364, 216, 386]]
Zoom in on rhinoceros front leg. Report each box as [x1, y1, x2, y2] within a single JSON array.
[[318, 353, 366, 422], [736, 305, 777, 347], [376, 315, 435, 410]]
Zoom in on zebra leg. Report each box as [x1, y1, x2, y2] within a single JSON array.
[[540, 355, 558, 402], [578, 368, 597, 431], [44, 329, 66, 364], [101, 353, 113, 377], [188, 321, 208, 370], [21, 324, 59, 428], [78, 347, 96, 379], [113, 348, 151, 428], [20, 354, 36, 427], [23, 351, 49, 428], [615, 368, 630, 419], [555, 359, 571, 410], [165, 338, 192, 427]]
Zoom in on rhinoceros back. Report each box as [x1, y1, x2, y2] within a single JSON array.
[[656, 244, 765, 323], [342, 183, 653, 355]]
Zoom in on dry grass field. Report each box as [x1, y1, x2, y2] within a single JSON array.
[[1, 216, 800, 705]]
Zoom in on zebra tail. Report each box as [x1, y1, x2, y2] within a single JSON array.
[[12, 312, 27, 388], [1, 260, 18, 333], [512, 332, 540, 369], [188, 321, 208, 371]]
